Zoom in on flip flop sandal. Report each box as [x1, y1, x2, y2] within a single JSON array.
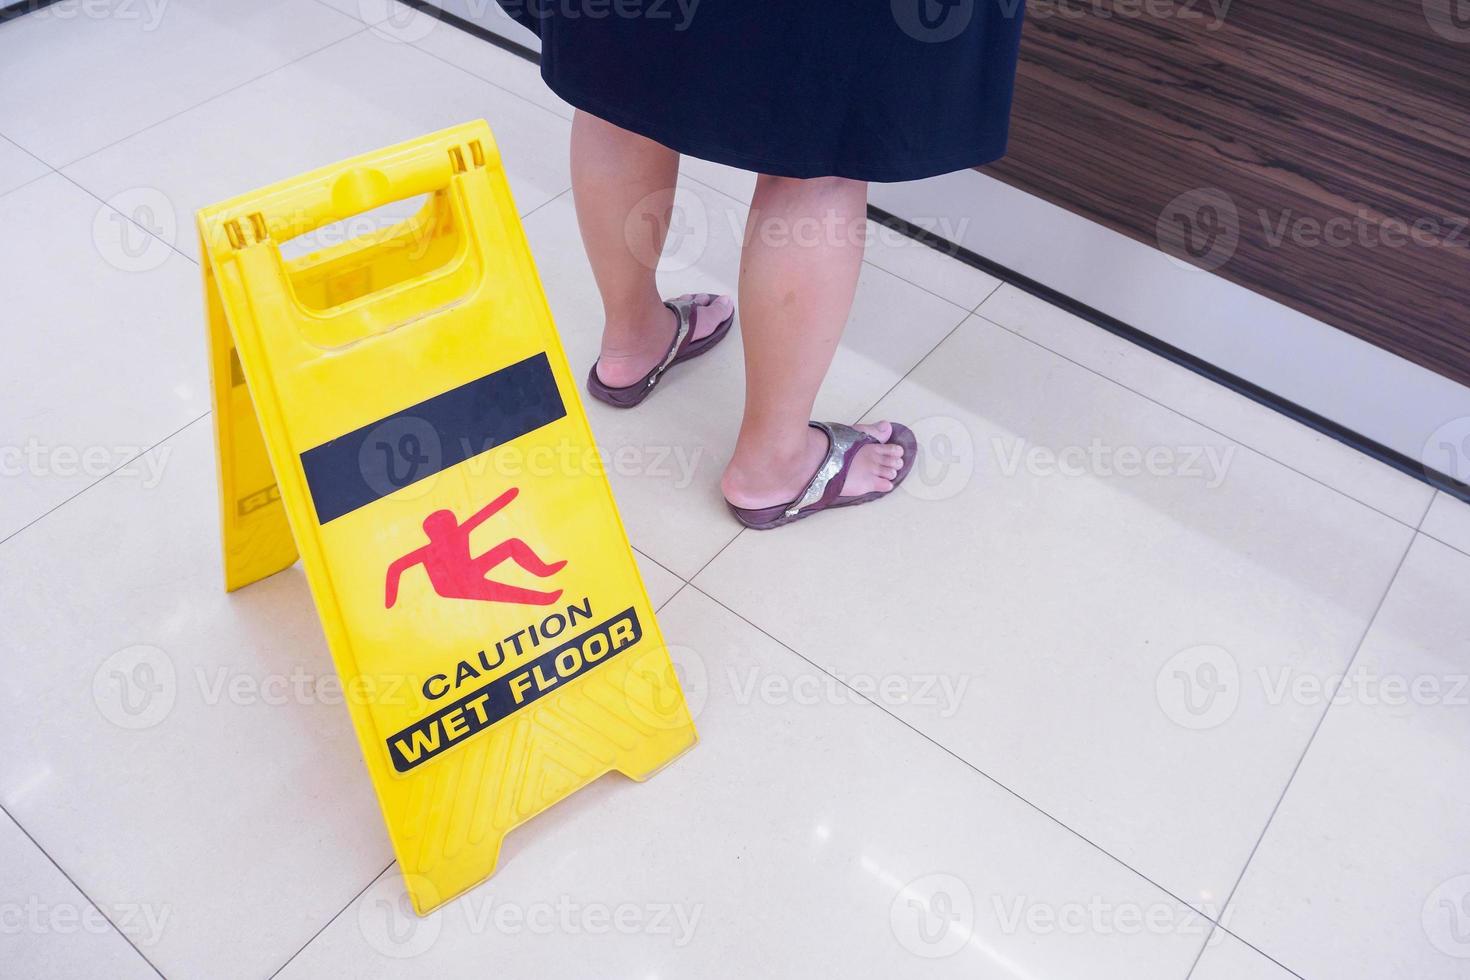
[[585, 293, 735, 408], [726, 420, 919, 530]]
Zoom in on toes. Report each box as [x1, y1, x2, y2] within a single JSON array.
[[689, 294, 734, 338], [856, 420, 894, 442], [872, 477, 895, 493]]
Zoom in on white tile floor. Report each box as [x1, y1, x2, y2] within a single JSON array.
[[2, 3, 1468, 979]]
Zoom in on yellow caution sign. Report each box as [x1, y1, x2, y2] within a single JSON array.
[[198, 121, 697, 915]]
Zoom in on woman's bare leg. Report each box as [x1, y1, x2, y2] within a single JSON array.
[[721, 174, 905, 508], [571, 110, 732, 388]]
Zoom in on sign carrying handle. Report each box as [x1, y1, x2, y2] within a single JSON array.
[[209, 132, 503, 352]]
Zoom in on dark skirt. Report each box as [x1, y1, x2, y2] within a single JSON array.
[[495, 1, 1026, 181]]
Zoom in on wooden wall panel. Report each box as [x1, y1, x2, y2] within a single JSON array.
[[987, 0, 1470, 387]]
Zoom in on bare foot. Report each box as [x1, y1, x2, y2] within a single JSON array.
[[721, 422, 906, 510], [595, 293, 733, 388]]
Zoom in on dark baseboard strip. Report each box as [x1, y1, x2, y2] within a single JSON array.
[[394, 0, 541, 62], [867, 206, 1470, 508], [0, 0, 67, 25]]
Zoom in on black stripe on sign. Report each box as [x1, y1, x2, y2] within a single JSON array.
[[386, 607, 643, 773], [299, 353, 566, 524]]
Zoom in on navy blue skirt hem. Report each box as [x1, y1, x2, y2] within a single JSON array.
[[542, 71, 1012, 182]]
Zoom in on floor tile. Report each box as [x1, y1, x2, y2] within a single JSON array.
[[0, 0, 361, 167], [1191, 929, 1298, 980], [0, 807, 157, 980], [1420, 491, 1470, 556], [977, 285, 1436, 527], [1225, 534, 1470, 980], [62, 30, 573, 264], [0, 420, 392, 980], [0, 174, 207, 540], [634, 548, 683, 610], [412, 15, 573, 121], [278, 588, 1207, 980], [695, 313, 1414, 908], [863, 221, 1001, 311], [521, 177, 971, 578], [0, 134, 48, 196]]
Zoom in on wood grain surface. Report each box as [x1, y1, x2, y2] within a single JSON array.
[[987, 0, 1470, 387]]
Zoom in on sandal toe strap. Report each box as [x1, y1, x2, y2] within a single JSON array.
[[645, 297, 697, 391], [784, 421, 872, 518]]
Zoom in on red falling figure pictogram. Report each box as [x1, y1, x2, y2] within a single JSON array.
[[384, 488, 567, 608]]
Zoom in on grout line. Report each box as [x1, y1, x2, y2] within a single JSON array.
[[0, 412, 210, 553], [0, 167, 56, 201], [404, 26, 575, 124], [1415, 490, 1439, 531], [655, 580, 690, 615], [266, 861, 396, 979], [686, 526, 745, 584], [1180, 925, 1216, 980], [635, 547, 685, 587], [1418, 526, 1470, 562], [968, 277, 1006, 314], [973, 308, 1426, 534], [850, 304, 975, 426], [1184, 924, 1308, 980], [56, 25, 372, 174], [56, 169, 199, 267], [686, 581, 1227, 923], [1204, 532, 1418, 953], [0, 802, 166, 979], [518, 185, 571, 222]]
